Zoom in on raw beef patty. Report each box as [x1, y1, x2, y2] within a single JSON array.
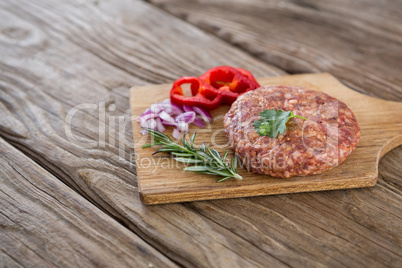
[[223, 86, 360, 178]]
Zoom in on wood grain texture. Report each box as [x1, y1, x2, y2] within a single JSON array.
[[0, 137, 176, 268], [131, 73, 402, 204], [0, 0, 401, 267], [149, 0, 402, 100]]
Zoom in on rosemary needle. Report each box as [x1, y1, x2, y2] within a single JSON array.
[[142, 128, 242, 182]]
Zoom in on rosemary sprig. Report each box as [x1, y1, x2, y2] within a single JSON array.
[[142, 128, 242, 182]]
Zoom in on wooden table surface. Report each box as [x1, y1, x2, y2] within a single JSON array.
[[1, 0, 401, 267]]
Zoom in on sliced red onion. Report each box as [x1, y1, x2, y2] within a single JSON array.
[[140, 118, 157, 129], [139, 100, 212, 136], [161, 119, 177, 126], [159, 111, 176, 124], [172, 128, 181, 139], [192, 116, 206, 128], [175, 111, 196, 123], [138, 112, 159, 123], [183, 105, 194, 113], [170, 103, 184, 115], [138, 108, 150, 122], [150, 106, 161, 114], [164, 104, 172, 114], [192, 106, 213, 123], [155, 118, 165, 132], [177, 121, 189, 132], [140, 108, 151, 116], [151, 103, 171, 114], [140, 129, 148, 135]]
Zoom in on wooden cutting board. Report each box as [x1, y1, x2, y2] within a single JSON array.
[[130, 73, 402, 205]]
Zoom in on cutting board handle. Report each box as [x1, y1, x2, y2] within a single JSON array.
[[347, 85, 402, 160], [372, 99, 402, 159]]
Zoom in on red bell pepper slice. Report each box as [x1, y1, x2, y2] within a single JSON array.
[[236, 67, 260, 86], [199, 66, 260, 105], [170, 77, 222, 111]]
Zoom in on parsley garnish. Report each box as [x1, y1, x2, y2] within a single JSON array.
[[253, 109, 306, 138]]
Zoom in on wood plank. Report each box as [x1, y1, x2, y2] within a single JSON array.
[[0, 137, 177, 267], [149, 0, 402, 100], [131, 73, 402, 204], [183, 187, 402, 267], [0, 0, 401, 267]]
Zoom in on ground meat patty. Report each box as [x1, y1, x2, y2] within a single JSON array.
[[223, 85, 360, 178]]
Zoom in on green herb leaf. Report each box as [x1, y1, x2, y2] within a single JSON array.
[[253, 109, 306, 138], [184, 166, 210, 172], [195, 151, 214, 162], [217, 176, 232, 182], [142, 142, 162, 148], [222, 150, 229, 163], [200, 142, 206, 152], [152, 148, 177, 155], [174, 158, 205, 164], [190, 132, 196, 148], [171, 152, 194, 157]]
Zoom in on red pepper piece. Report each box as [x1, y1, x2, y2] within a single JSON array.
[[170, 77, 222, 111], [199, 66, 260, 105], [236, 67, 260, 86]]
